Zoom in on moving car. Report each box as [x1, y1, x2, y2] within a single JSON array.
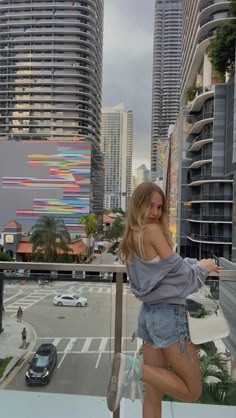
[[53, 294, 88, 307], [25, 343, 57, 385]]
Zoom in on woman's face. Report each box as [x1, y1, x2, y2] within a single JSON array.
[[147, 191, 163, 222]]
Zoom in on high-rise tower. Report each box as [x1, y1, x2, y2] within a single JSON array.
[[101, 104, 133, 211], [151, 0, 182, 181], [0, 0, 104, 142], [178, 0, 233, 260]]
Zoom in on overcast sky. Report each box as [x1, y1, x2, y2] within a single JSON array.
[[102, 0, 156, 171]]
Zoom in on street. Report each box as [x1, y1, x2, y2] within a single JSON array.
[[3, 281, 142, 396]]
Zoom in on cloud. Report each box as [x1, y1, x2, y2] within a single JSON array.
[[102, 0, 155, 170]]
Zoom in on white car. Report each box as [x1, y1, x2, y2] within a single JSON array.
[[53, 294, 88, 307]]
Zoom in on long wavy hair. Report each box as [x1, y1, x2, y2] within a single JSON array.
[[119, 182, 173, 263]]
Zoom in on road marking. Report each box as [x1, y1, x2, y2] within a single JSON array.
[[95, 338, 108, 368], [3, 291, 23, 303], [81, 337, 92, 353], [57, 353, 66, 368], [65, 337, 77, 352], [52, 337, 61, 347], [56, 338, 77, 368]]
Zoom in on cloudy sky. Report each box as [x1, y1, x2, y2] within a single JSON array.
[[102, 0, 156, 171]]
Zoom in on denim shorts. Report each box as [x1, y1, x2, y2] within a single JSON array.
[[137, 302, 190, 350]]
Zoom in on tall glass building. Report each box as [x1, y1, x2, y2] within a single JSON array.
[[151, 0, 182, 180], [0, 0, 104, 142], [178, 0, 233, 260]]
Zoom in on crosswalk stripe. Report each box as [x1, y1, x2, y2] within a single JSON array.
[[81, 337, 92, 353], [98, 337, 108, 352], [52, 338, 61, 347]]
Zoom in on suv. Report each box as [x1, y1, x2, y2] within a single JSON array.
[[25, 343, 57, 385]]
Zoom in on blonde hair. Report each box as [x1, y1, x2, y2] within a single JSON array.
[[119, 181, 173, 263]]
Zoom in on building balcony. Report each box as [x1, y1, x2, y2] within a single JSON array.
[[199, 1, 230, 21], [188, 137, 213, 151], [191, 193, 232, 201], [188, 154, 212, 169], [188, 215, 232, 223], [0, 261, 236, 417], [189, 85, 215, 112], [199, 0, 230, 13], [188, 234, 232, 244], [189, 177, 233, 186], [188, 112, 214, 135]]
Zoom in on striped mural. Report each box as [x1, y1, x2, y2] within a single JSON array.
[[2, 141, 91, 234]]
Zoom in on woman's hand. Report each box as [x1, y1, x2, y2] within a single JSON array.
[[197, 258, 222, 273]]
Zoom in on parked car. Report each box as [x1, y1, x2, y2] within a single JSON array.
[[53, 294, 88, 307], [25, 343, 57, 385]]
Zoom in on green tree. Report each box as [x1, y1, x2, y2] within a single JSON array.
[[80, 213, 97, 256], [0, 252, 13, 261], [80, 213, 97, 236], [230, 0, 236, 16], [30, 216, 71, 262], [105, 217, 125, 243], [207, 19, 236, 76]]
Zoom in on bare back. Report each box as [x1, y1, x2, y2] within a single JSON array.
[[132, 223, 172, 261]]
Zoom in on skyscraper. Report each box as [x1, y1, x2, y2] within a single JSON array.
[[0, 1, 104, 233], [0, 0, 104, 142], [101, 104, 133, 211], [151, 0, 182, 181], [178, 0, 233, 259]]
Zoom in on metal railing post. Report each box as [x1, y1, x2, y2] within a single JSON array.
[[113, 272, 123, 418]]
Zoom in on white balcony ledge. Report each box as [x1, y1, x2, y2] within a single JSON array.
[[0, 391, 235, 418]]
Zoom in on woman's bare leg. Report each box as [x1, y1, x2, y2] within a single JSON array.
[[142, 342, 168, 418], [141, 341, 202, 402]]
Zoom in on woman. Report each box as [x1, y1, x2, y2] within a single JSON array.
[[107, 182, 221, 417], [21, 327, 27, 348]]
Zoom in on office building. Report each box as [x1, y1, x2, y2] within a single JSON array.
[[133, 164, 150, 190], [101, 104, 133, 211], [178, 0, 234, 259], [151, 0, 182, 180]]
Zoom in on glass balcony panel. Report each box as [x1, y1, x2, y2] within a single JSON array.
[[0, 263, 236, 417]]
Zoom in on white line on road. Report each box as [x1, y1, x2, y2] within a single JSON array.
[[57, 338, 77, 368], [52, 337, 61, 347], [4, 291, 23, 303], [95, 337, 109, 368], [81, 337, 92, 353]]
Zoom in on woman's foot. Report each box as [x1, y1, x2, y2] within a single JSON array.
[[107, 353, 142, 412]]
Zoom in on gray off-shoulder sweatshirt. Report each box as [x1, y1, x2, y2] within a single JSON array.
[[126, 252, 208, 305]]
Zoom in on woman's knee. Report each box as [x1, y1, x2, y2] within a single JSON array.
[[186, 381, 202, 402]]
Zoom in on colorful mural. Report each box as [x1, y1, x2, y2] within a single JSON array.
[[2, 141, 91, 234], [156, 143, 168, 180]]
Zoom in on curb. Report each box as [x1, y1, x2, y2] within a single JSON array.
[[0, 319, 37, 383]]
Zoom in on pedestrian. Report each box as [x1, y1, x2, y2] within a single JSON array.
[[17, 306, 23, 322], [107, 181, 221, 416], [21, 327, 27, 348]]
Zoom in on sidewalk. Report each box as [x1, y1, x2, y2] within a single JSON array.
[[0, 315, 36, 382]]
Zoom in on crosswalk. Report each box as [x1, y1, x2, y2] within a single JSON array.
[[4, 284, 132, 317], [4, 289, 55, 316], [35, 336, 142, 355]]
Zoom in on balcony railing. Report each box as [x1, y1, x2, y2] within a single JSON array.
[[191, 153, 212, 163], [188, 110, 214, 124], [189, 233, 232, 242], [0, 262, 236, 417], [190, 215, 232, 221], [191, 194, 232, 200]]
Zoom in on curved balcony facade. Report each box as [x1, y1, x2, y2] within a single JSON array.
[[0, 0, 104, 141]]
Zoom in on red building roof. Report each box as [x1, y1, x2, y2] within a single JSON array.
[[4, 219, 22, 228], [16, 239, 87, 256], [103, 214, 115, 224]]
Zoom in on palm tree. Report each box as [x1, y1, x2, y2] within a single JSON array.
[[199, 349, 236, 405], [80, 213, 97, 256], [30, 216, 71, 262]]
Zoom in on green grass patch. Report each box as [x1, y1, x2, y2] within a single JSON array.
[[0, 357, 13, 378]]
